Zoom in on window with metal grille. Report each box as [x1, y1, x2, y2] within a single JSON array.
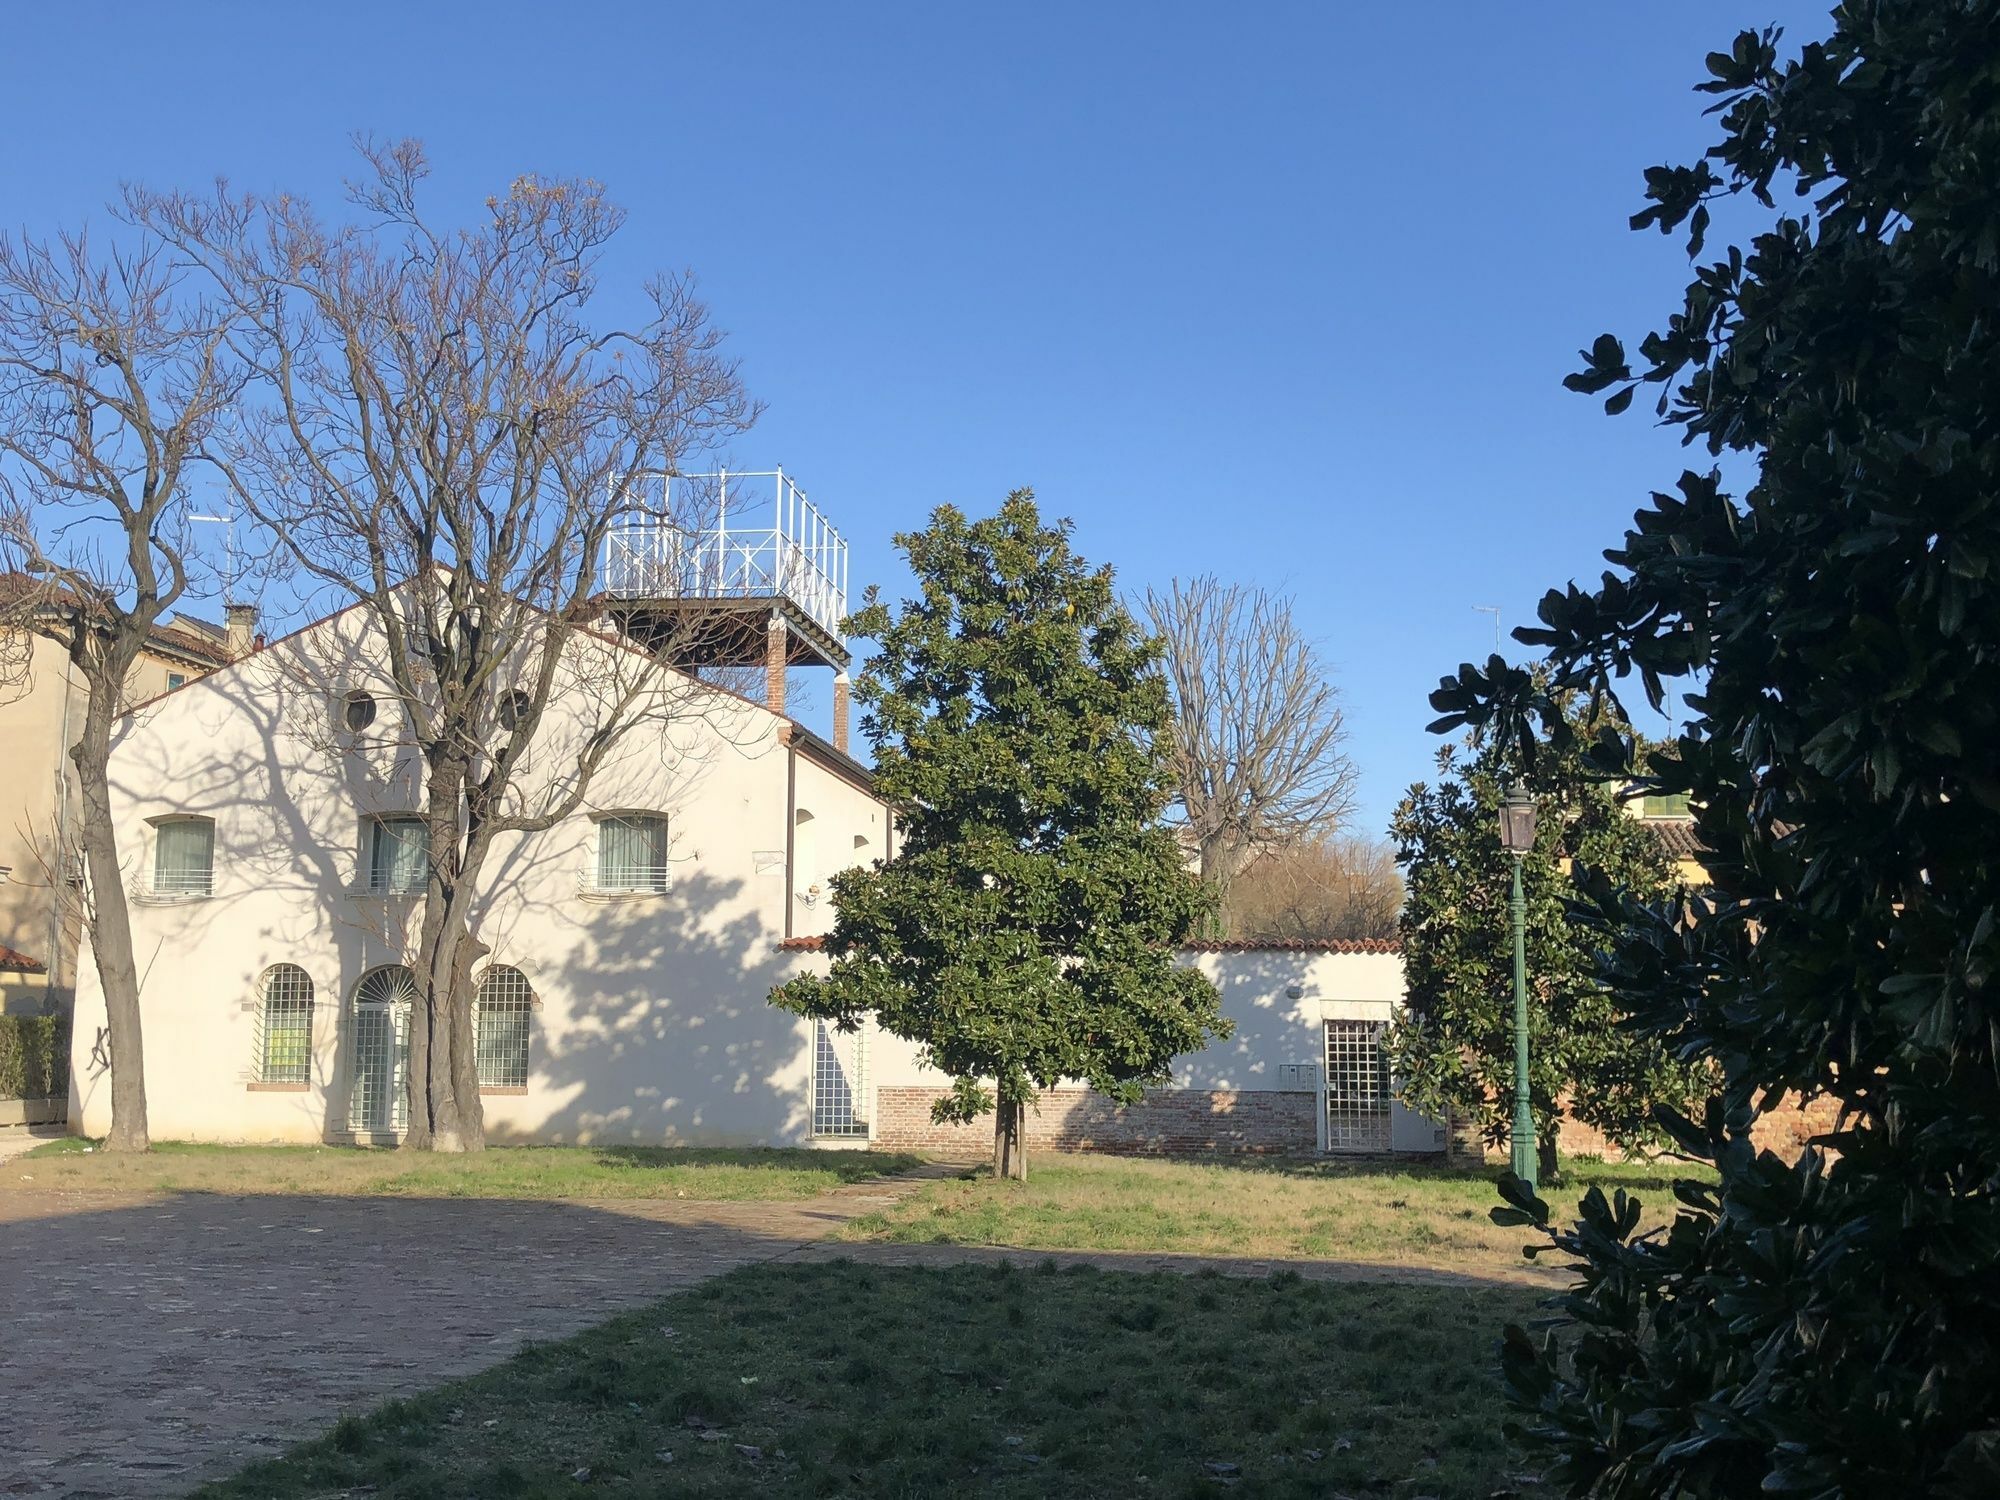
[[811, 1020, 869, 1137], [475, 965, 533, 1089], [152, 817, 215, 896], [350, 965, 414, 1133], [367, 815, 427, 893], [595, 813, 668, 893], [1324, 1019, 1392, 1152], [255, 964, 314, 1084]]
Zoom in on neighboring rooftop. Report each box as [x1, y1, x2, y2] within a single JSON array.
[[0, 944, 47, 973], [0, 573, 235, 667]]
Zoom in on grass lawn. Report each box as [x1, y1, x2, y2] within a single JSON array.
[[7, 1139, 924, 1201], [196, 1257, 1547, 1500], [841, 1152, 1696, 1275]]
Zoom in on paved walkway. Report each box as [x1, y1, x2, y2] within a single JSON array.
[[0, 1167, 959, 1499]]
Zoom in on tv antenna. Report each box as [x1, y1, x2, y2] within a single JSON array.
[[191, 511, 238, 601], [1472, 604, 1501, 655]]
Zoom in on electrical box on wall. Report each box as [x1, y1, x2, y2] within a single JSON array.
[[1277, 1062, 1322, 1090]]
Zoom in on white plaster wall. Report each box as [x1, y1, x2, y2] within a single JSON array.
[[69, 607, 875, 1147], [788, 752, 889, 941], [856, 948, 1443, 1154]]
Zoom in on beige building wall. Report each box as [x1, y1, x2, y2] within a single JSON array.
[[66, 605, 885, 1146], [0, 626, 225, 1016]]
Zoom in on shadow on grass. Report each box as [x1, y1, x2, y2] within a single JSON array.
[[192, 1257, 1548, 1500], [584, 1145, 926, 1183], [1165, 1152, 1707, 1195]]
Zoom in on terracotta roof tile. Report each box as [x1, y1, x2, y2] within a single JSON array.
[[1642, 818, 1708, 860], [0, 944, 47, 973]]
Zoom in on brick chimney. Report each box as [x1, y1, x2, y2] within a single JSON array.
[[765, 610, 787, 716], [832, 671, 850, 754], [224, 602, 258, 660]]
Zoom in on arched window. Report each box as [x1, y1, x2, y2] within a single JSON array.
[[255, 964, 314, 1085], [475, 965, 533, 1089], [350, 965, 415, 1133]]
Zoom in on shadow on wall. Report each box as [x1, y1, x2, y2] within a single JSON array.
[[91, 638, 811, 1147], [506, 869, 812, 1147]]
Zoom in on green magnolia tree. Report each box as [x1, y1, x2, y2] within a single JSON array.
[[1387, 719, 1705, 1177], [771, 492, 1226, 1180], [1430, 7, 2000, 1494]]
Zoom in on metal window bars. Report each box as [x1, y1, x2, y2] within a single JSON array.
[[1324, 1020, 1392, 1153], [255, 964, 315, 1085], [152, 818, 215, 896], [603, 469, 849, 642], [475, 966, 533, 1089], [811, 1020, 870, 1138], [350, 966, 415, 1133], [593, 814, 670, 893]]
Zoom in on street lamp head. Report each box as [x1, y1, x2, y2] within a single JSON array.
[[1499, 782, 1537, 855]]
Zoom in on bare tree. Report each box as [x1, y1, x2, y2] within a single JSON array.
[[1224, 833, 1402, 943], [138, 142, 758, 1151], [1141, 576, 1358, 907], [0, 225, 245, 1151]]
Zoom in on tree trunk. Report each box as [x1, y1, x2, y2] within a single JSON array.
[[70, 700, 149, 1152], [403, 757, 488, 1152], [1538, 1128, 1559, 1184], [993, 1097, 1028, 1181]]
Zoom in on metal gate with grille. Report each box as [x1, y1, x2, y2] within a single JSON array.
[[811, 1020, 869, 1138], [351, 967, 414, 1134], [1324, 1019, 1392, 1152]]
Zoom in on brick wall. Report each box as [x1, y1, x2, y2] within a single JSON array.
[[1457, 1090, 1846, 1165], [872, 1086, 1320, 1157]]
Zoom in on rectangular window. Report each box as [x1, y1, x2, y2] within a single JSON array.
[[1324, 1020, 1392, 1153], [166, 672, 188, 691], [368, 816, 428, 894], [812, 1020, 870, 1138], [596, 814, 668, 893], [153, 818, 215, 896]]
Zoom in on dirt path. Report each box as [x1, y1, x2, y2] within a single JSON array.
[[786, 1235, 1566, 1289]]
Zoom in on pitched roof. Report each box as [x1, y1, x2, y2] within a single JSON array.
[[0, 944, 47, 973], [1641, 817, 1708, 861], [0, 572, 234, 668], [775, 935, 1399, 955]]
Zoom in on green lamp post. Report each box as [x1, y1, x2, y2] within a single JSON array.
[[1498, 781, 1538, 1191]]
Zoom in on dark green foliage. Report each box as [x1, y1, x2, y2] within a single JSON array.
[[772, 494, 1226, 1168], [0, 1013, 66, 1100], [1387, 716, 1707, 1164], [1430, 5, 2000, 1493]]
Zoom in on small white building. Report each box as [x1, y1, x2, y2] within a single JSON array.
[[68, 478, 1432, 1158]]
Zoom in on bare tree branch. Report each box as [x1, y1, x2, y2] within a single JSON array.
[[1141, 575, 1359, 908], [128, 144, 759, 1151], [0, 219, 249, 1152]]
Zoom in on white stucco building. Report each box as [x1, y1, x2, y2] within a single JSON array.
[[68, 595, 1432, 1159]]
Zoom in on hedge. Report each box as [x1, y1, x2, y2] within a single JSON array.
[[0, 1014, 67, 1101]]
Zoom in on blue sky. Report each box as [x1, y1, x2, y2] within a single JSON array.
[[3, 2, 1830, 837]]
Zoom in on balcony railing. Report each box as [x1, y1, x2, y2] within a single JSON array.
[[604, 468, 848, 642]]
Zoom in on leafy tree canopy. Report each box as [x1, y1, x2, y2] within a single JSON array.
[[1387, 703, 1707, 1173], [772, 493, 1226, 1178], [1431, 6, 2000, 1493]]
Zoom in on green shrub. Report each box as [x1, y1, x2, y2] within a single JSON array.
[[0, 1013, 68, 1100]]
